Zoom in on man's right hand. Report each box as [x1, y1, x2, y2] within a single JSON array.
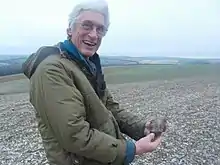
[[135, 133, 162, 155]]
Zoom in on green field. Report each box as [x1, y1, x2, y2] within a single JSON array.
[[103, 64, 220, 84], [0, 64, 219, 94]]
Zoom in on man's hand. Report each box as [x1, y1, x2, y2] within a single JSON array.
[[144, 117, 167, 140], [135, 133, 162, 155]]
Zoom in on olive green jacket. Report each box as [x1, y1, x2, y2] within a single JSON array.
[[22, 46, 146, 165]]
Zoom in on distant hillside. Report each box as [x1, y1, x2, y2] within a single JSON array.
[[0, 54, 219, 76]]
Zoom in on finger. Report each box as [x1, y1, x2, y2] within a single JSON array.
[[148, 133, 155, 140], [152, 136, 162, 145]]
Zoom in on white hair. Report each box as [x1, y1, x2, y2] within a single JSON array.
[[68, 0, 110, 30]]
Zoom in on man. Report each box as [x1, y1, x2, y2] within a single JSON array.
[[22, 0, 167, 165]]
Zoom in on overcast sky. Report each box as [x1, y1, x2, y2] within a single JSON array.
[[0, 0, 220, 58]]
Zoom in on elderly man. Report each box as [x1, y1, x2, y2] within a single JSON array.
[[22, 0, 166, 165]]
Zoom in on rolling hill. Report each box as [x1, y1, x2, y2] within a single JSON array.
[[0, 54, 219, 76]]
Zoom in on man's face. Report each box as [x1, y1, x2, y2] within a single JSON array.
[[69, 11, 107, 57]]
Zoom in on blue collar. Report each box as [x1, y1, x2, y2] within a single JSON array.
[[59, 39, 93, 73]]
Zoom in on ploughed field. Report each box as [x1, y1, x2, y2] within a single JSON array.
[[0, 64, 220, 165]]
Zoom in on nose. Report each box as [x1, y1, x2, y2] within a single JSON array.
[[88, 28, 98, 39]]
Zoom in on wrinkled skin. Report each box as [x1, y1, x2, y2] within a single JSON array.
[[144, 117, 167, 141], [67, 11, 105, 57]]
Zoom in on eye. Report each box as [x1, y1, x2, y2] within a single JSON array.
[[81, 22, 93, 30], [97, 26, 104, 33], [97, 26, 107, 36]]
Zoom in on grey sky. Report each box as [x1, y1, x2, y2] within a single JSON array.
[[0, 0, 220, 58]]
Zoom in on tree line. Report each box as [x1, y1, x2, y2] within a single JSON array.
[[0, 64, 23, 76]]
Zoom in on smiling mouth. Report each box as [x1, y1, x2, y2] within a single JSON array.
[[83, 40, 96, 47]]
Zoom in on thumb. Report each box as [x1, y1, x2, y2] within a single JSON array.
[[148, 133, 155, 140]]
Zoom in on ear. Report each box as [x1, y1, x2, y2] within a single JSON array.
[[66, 28, 72, 37]]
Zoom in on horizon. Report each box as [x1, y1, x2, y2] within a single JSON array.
[[0, 53, 220, 60]]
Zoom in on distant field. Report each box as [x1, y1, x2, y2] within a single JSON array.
[[103, 64, 220, 84], [0, 64, 219, 94]]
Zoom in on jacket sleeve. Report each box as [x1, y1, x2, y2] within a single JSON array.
[[35, 62, 128, 164], [105, 88, 147, 141]]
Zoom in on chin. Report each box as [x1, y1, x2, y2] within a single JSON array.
[[82, 51, 95, 57]]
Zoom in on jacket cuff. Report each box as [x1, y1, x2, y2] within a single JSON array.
[[124, 140, 136, 164]]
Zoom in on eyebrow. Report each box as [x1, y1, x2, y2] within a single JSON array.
[[82, 20, 105, 27]]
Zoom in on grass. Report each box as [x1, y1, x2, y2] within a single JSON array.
[[0, 78, 29, 95], [103, 64, 220, 84], [0, 64, 219, 94], [0, 74, 26, 83]]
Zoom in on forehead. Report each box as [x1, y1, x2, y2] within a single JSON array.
[[77, 11, 105, 26]]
